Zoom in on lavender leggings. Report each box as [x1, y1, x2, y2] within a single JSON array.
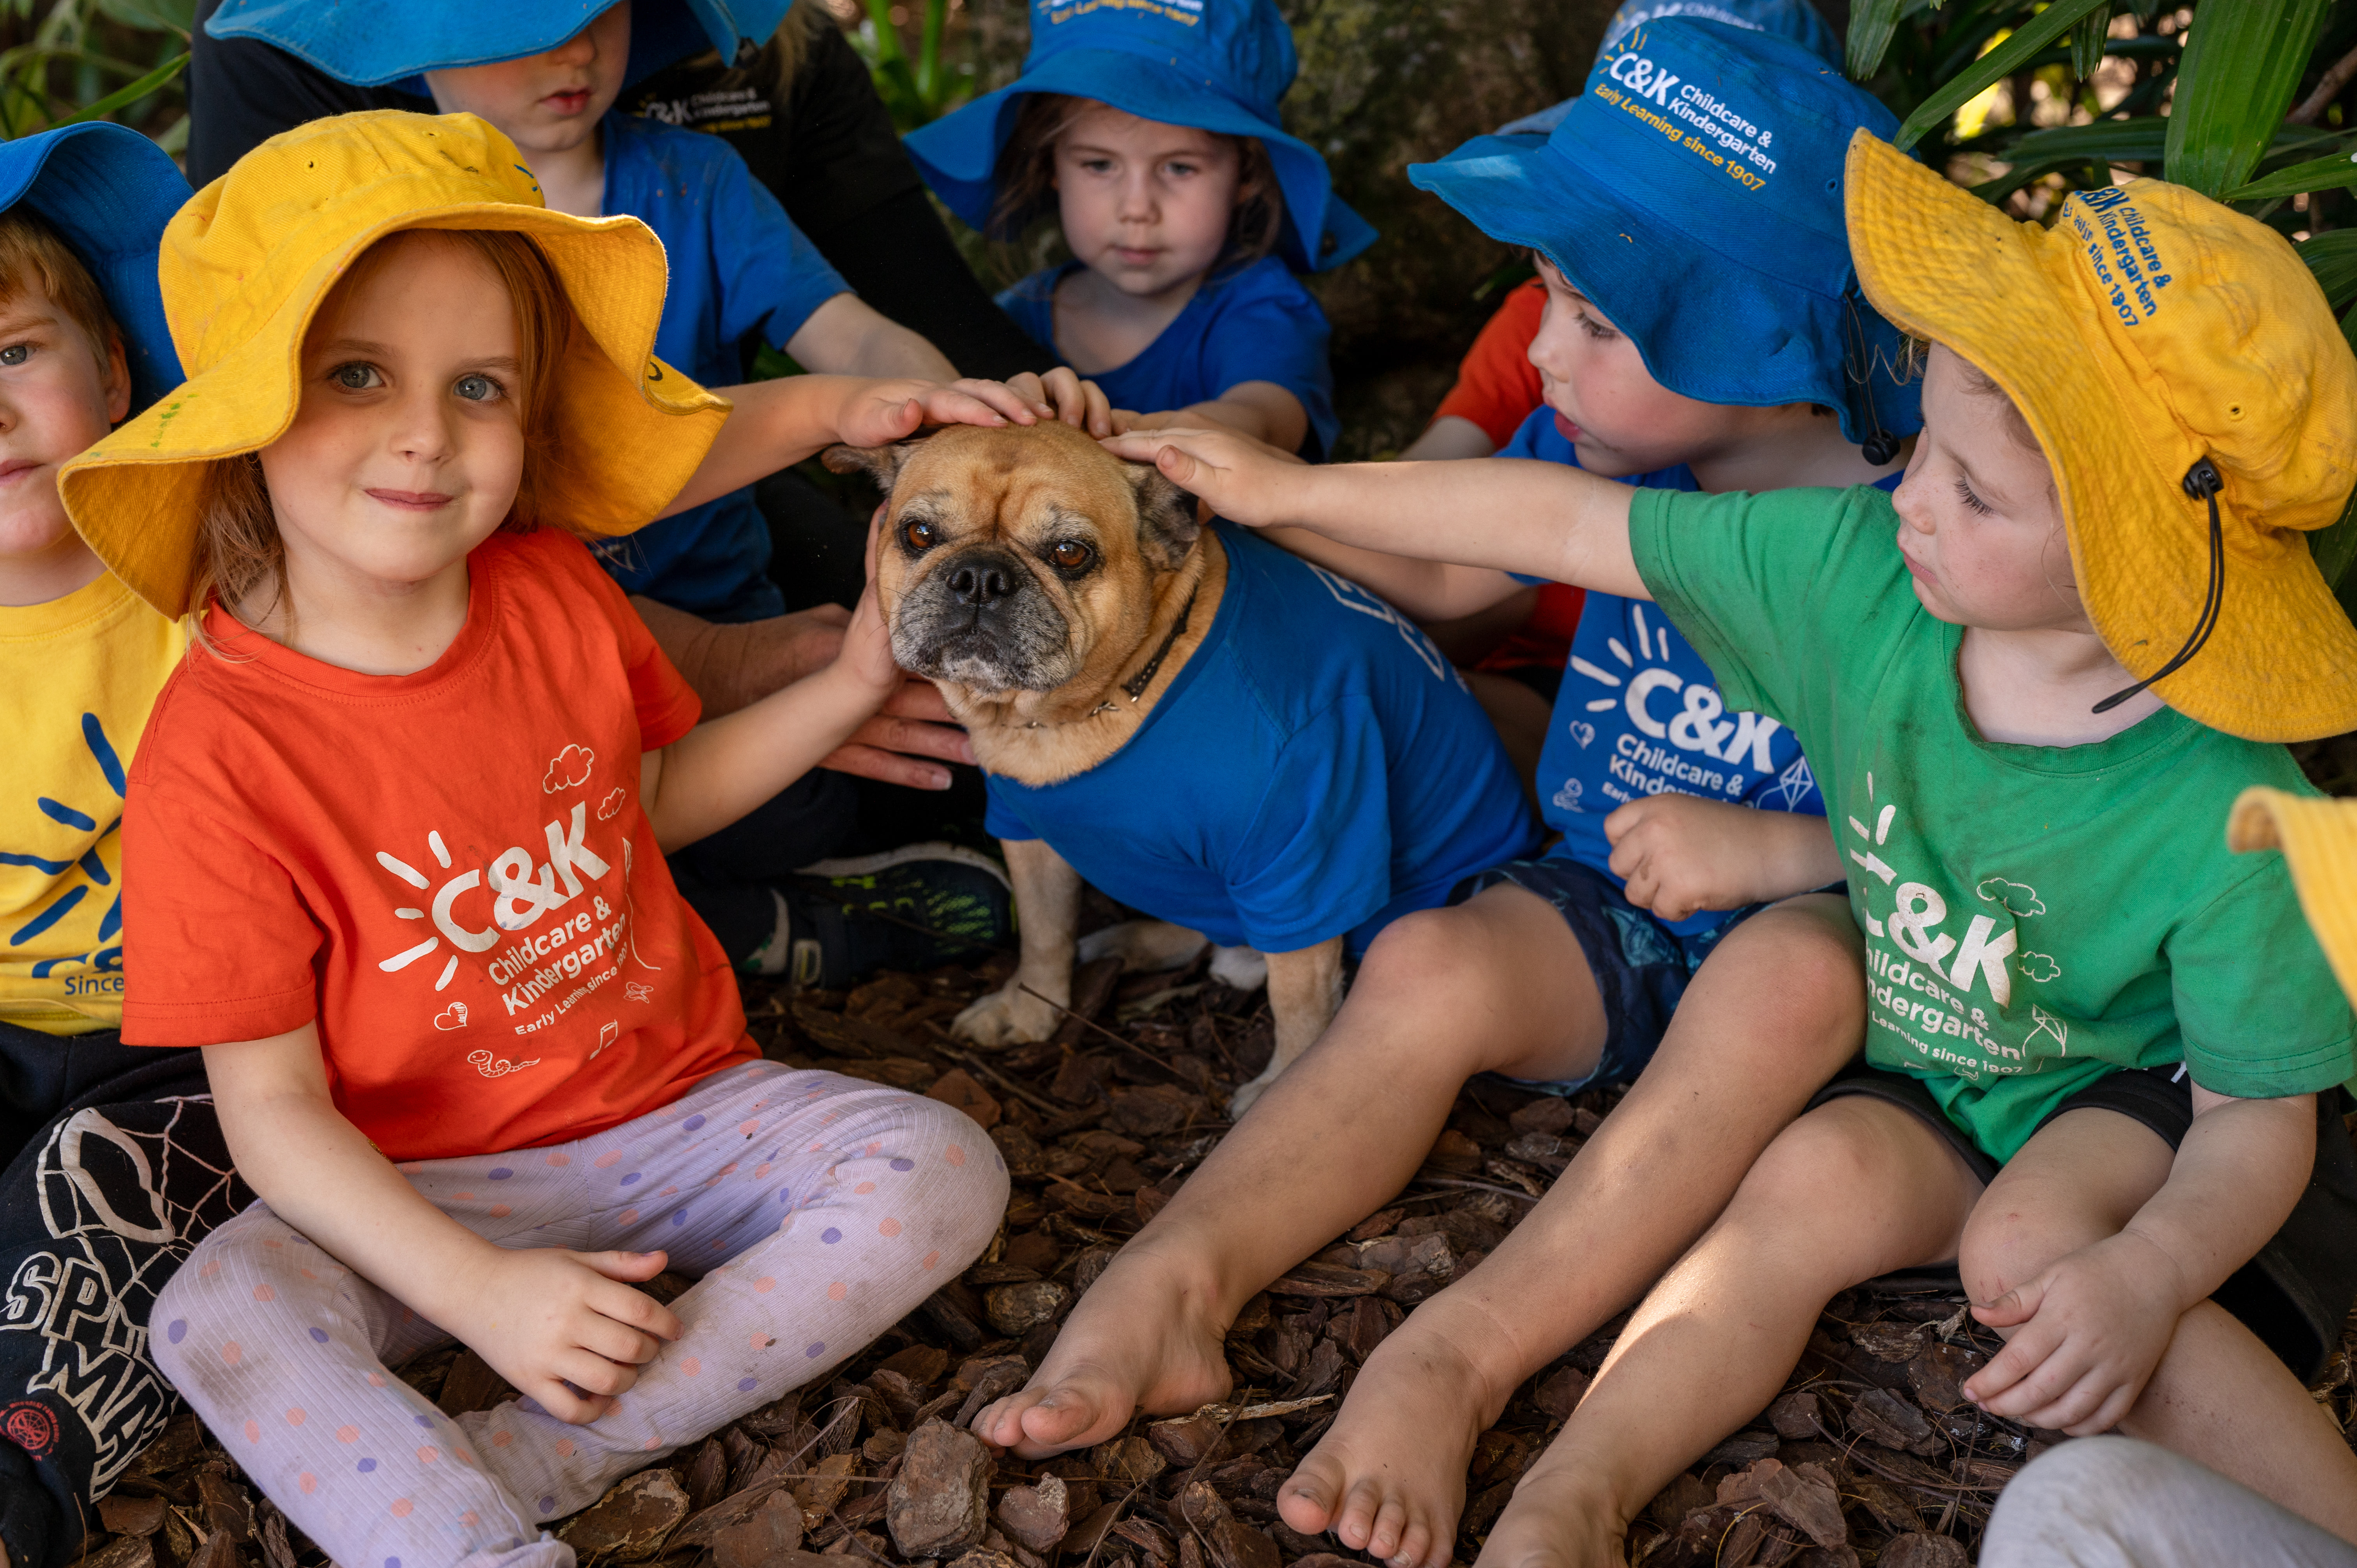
[[150, 1063, 1006, 1568]]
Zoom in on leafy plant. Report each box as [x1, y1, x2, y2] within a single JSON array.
[[847, 0, 973, 131], [0, 0, 191, 148], [1848, 0, 2357, 606]]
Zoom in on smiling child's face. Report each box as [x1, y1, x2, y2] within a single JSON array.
[[1053, 102, 1243, 300], [0, 277, 127, 593], [423, 0, 631, 159], [257, 232, 525, 605], [1889, 345, 2087, 634]]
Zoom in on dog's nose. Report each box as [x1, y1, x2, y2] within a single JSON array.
[[949, 557, 1018, 606]]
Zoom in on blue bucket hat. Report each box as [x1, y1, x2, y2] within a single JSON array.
[[1496, 0, 1840, 138], [903, 0, 1374, 274], [0, 122, 187, 413], [1411, 18, 1920, 449], [203, 0, 789, 91]]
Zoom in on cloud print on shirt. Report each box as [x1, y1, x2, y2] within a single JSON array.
[[596, 787, 627, 821], [543, 744, 595, 794], [1977, 877, 2046, 918]]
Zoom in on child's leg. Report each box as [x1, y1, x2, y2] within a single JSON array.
[[450, 1063, 1007, 1517], [970, 883, 1616, 1456], [1273, 895, 1864, 1567], [1477, 1095, 1984, 1568], [152, 1064, 1003, 1568], [1960, 1110, 2357, 1543], [150, 1206, 532, 1568], [0, 1057, 244, 1568]]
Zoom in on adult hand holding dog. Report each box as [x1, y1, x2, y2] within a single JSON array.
[[1604, 795, 1843, 922]]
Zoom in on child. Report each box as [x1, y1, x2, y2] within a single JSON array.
[[1406, 0, 1850, 795], [0, 123, 235, 1568], [228, 0, 1083, 989], [905, 0, 1373, 460], [1109, 132, 2357, 1557], [60, 110, 1022, 1565], [970, 26, 1910, 1564]]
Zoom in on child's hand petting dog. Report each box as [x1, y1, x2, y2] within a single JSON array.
[[1102, 425, 1306, 526], [1603, 795, 1843, 922], [1962, 1228, 2191, 1434], [1005, 367, 1115, 436], [453, 1245, 684, 1425], [835, 376, 1047, 448]]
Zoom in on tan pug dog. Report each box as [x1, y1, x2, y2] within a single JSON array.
[[824, 421, 1343, 1114]]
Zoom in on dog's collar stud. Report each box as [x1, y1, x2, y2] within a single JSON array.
[[1122, 586, 1200, 704]]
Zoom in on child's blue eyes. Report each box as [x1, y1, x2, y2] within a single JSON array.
[[328, 363, 502, 403], [0, 343, 30, 366]]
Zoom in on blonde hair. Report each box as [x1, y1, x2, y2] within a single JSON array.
[[0, 207, 121, 374], [987, 92, 1284, 275], [190, 229, 578, 642]]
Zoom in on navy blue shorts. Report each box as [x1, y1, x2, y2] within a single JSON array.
[[1449, 855, 1776, 1097]]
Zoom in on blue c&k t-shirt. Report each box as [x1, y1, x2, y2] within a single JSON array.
[[1502, 408, 1891, 936], [997, 256, 1339, 461], [590, 112, 851, 622], [983, 524, 1539, 955]]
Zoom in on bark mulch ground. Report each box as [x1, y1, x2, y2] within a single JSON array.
[[78, 734, 2357, 1568]]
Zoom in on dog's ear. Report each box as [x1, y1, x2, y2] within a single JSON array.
[[821, 440, 925, 496], [1125, 461, 1202, 571]]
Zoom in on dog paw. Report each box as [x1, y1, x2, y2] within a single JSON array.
[[1226, 1064, 1283, 1119], [1078, 919, 1210, 973], [952, 984, 1061, 1046], [1209, 945, 1269, 992]]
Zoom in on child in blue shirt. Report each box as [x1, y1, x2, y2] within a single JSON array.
[[905, 0, 1373, 459], [964, 21, 1914, 1557]]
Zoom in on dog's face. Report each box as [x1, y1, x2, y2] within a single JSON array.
[[825, 422, 1200, 697]]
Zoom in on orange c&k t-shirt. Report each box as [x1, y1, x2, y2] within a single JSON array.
[[120, 526, 756, 1162]]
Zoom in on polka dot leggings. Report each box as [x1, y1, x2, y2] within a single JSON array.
[[150, 1063, 1008, 1568]]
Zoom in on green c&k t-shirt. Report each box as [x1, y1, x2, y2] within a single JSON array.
[[1632, 484, 2356, 1161]]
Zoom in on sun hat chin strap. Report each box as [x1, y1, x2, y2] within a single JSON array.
[[2093, 456, 2226, 715]]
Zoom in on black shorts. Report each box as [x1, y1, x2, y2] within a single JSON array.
[[1812, 1063, 2357, 1384]]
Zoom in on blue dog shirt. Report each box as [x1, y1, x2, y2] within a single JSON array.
[[984, 523, 1540, 955], [997, 256, 1339, 460]]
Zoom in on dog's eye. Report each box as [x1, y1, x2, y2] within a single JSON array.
[[1050, 540, 1093, 572], [902, 519, 938, 551]]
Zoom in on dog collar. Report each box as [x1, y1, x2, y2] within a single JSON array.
[[1121, 585, 1200, 703]]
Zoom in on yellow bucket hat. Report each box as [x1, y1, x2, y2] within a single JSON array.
[[60, 109, 730, 619], [2229, 786, 2357, 1008], [1844, 132, 2357, 743]]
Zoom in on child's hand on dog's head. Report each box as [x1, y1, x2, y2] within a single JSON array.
[[1005, 367, 1114, 437], [837, 377, 1047, 448], [1102, 425, 1302, 526], [454, 1245, 683, 1425], [1961, 1229, 2189, 1435]]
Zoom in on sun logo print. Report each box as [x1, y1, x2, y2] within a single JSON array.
[[372, 802, 616, 994], [4, 714, 129, 980]]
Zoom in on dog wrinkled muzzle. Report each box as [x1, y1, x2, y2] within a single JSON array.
[[891, 548, 1078, 694]]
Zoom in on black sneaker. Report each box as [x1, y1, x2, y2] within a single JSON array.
[[744, 842, 1012, 988]]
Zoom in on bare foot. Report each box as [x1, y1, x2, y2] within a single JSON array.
[[1277, 1312, 1505, 1568], [968, 1243, 1234, 1457], [1473, 1459, 1632, 1568]]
